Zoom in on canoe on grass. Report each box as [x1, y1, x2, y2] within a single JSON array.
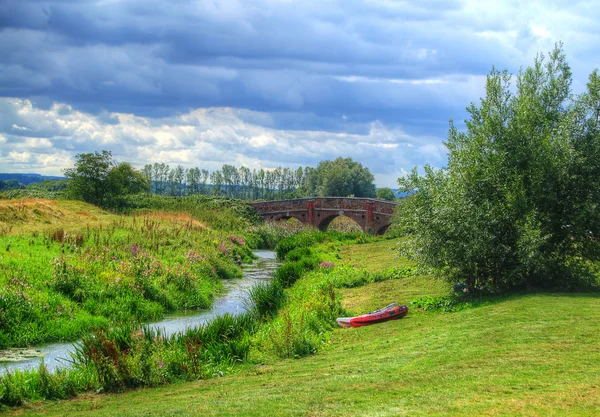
[[336, 303, 408, 328]]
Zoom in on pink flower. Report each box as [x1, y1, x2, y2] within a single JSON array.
[[217, 243, 230, 255]]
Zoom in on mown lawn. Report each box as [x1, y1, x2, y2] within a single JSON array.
[[10, 240, 600, 416]]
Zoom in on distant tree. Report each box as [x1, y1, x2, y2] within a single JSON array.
[[210, 170, 224, 195], [376, 187, 396, 201], [301, 157, 376, 197], [200, 169, 209, 194], [174, 165, 185, 196], [187, 167, 200, 194], [64, 151, 149, 207], [64, 150, 114, 206], [142, 164, 153, 192], [108, 162, 150, 200], [0, 179, 25, 191], [27, 179, 68, 192]]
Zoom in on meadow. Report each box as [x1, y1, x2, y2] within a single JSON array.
[[0, 198, 382, 407], [5, 236, 600, 416], [0, 199, 258, 349], [3, 199, 600, 416]]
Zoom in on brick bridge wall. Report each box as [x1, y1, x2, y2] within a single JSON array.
[[249, 197, 397, 235]]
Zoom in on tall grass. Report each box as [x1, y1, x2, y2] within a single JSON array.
[[0, 209, 256, 348], [0, 229, 389, 409], [70, 314, 255, 392], [116, 194, 261, 231], [246, 220, 317, 249]]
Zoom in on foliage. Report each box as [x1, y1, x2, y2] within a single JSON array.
[[251, 233, 400, 360], [116, 194, 260, 232], [298, 157, 376, 197], [376, 187, 396, 201], [0, 219, 395, 408], [0, 205, 255, 348], [0, 180, 25, 191], [143, 162, 306, 200], [246, 220, 317, 249], [22, 240, 600, 416], [246, 280, 285, 320], [274, 230, 373, 260], [71, 315, 253, 393], [64, 151, 149, 208], [396, 45, 600, 293], [142, 158, 376, 200], [0, 180, 67, 200]]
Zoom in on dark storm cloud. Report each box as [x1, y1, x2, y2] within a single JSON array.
[[0, 0, 521, 129], [1, 0, 599, 182]]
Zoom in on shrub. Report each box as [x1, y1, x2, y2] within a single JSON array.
[[246, 280, 285, 320], [396, 45, 600, 294]]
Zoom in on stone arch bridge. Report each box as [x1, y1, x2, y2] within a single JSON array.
[[250, 198, 397, 235]]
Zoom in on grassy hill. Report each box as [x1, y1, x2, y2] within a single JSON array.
[[0, 198, 257, 349], [10, 240, 600, 416]]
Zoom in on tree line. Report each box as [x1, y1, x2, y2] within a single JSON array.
[[62, 153, 380, 208], [141, 157, 377, 200]]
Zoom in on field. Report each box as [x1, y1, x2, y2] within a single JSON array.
[[0, 199, 256, 348], [9, 238, 600, 416]]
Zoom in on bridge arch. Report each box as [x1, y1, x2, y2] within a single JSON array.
[[316, 213, 365, 233], [376, 224, 391, 235], [250, 198, 397, 235], [263, 213, 306, 225]]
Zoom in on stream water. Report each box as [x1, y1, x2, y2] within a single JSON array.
[[0, 250, 277, 374]]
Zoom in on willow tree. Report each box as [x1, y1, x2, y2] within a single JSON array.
[[396, 45, 600, 293]]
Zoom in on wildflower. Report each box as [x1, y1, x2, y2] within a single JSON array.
[[130, 244, 140, 256], [159, 361, 164, 368], [227, 234, 245, 246], [217, 243, 230, 255], [319, 261, 335, 268]]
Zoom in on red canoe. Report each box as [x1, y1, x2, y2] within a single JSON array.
[[336, 303, 408, 328]]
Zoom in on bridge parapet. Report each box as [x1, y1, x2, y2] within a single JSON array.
[[250, 197, 397, 235]]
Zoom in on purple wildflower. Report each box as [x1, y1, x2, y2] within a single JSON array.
[[227, 234, 246, 246], [217, 243, 230, 255]]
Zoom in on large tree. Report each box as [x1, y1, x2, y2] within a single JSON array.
[[64, 150, 114, 206], [376, 187, 396, 201], [396, 45, 600, 293], [300, 157, 376, 198], [64, 151, 149, 207]]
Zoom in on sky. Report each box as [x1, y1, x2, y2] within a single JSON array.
[[0, 0, 598, 187]]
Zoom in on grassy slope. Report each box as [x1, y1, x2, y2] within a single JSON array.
[[0, 199, 251, 348], [10, 240, 600, 416], [0, 199, 210, 234]]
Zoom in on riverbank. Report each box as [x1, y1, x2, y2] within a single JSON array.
[[0, 199, 258, 350], [10, 239, 600, 416], [0, 252, 278, 374]]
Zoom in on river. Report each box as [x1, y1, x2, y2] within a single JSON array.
[[0, 250, 277, 374]]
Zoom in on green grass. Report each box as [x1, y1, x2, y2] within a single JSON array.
[[11, 296, 600, 416], [338, 238, 414, 272], [0, 199, 256, 348], [9, 239, 600, 416]]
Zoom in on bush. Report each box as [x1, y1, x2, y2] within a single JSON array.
[[396, 45, 600, 294], [246, 280, 285, 319]]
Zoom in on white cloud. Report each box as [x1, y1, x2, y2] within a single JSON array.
[[0, 98, 446, 187], [8, 151, 32, 163]]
